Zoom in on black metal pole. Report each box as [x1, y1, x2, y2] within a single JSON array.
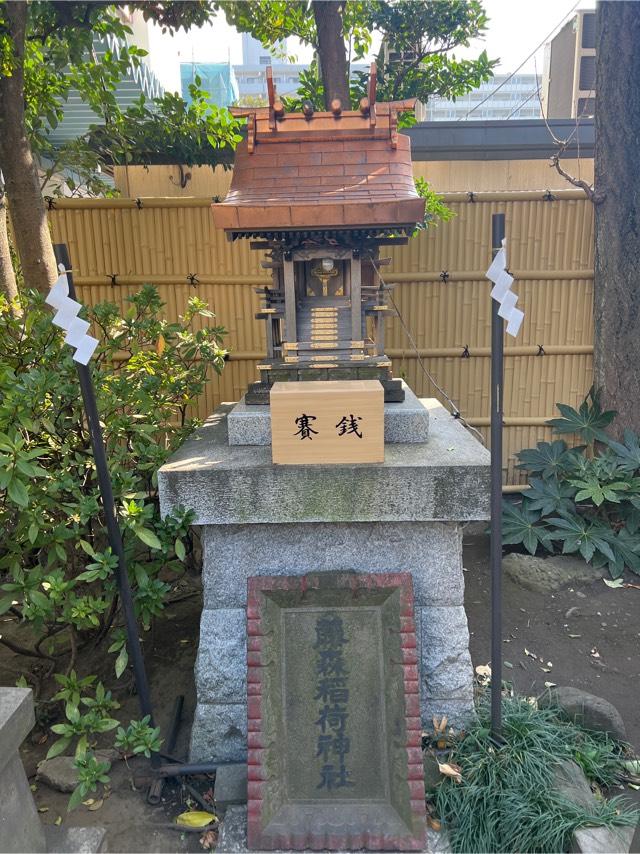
[[490, 215, 505, 739], [52, 245, 226, 785], [53, 245, 155, 729]]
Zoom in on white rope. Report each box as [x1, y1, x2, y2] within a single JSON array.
[[371, 260, 486, 445]]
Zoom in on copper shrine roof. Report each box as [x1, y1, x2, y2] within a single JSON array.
[[212, 65, 425, 235]]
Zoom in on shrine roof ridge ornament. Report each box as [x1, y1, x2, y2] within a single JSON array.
[[229, 63, 414, 148], [212, 63, 426, 237]]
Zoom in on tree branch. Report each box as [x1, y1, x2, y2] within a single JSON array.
[[550, 146, 603, 204], [0, 635, 56, 661]]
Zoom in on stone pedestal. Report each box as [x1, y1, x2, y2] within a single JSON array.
[[0, 688, 46, 853], [0, 688, 107, 854], [158, 398, 490, 764], [228, 381, 429, 446]]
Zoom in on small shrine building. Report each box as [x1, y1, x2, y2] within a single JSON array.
[[212, 64, 426, 404]]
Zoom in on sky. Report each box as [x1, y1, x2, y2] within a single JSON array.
[[146, 0, 596, 95]]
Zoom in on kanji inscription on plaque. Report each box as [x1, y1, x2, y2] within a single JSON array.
[[270, 380, 384, 465], [246, 572, 426, 851]]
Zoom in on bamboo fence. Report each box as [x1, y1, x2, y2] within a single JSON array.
[[48, 187, 594, 484]]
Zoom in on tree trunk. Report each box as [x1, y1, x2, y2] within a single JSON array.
[[593, 2, 640, 437], [0, 176, 18, 304], [0, 2, 57, 295], [312, 1, 350, 110]]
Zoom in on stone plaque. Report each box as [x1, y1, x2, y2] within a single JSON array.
[[246, 572, 426, 851], [270, 380, 384, 465]]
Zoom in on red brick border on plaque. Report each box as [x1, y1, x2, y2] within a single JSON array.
[[247, 572, 426, 851]]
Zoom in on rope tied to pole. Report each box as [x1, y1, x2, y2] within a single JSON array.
[[371, 260, 485, 445]]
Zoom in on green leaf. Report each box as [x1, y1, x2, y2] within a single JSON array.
[[516, 441, 573, 480], [46, 737, 72, 760], [524, 477, 575, 516], [28, 522, 39, 544], [115, 646, 128, 678], [0, 596, 15, 615], [7, 478, 29, 507], [79, 540, 97, 558], [93, 717, 119, 733], [30, 589, 50, 610], [174, 538, 186, 562], [603, 428, 640, 473], [67, 783, 87, 812], [502, 502, 548, 555], [547, 389, 616, 444], [134, 527, 162, 550], [571, 477, 629, 506], [75, 734, 88, 760]]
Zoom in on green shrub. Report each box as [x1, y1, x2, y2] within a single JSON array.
[[0, 284, 226, 805], [503, 389, 640, 577], [434, 696, 638, 853]]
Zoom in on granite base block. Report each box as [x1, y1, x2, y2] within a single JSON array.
[[158, 401, 490, 525], [227, 382, 429, 446], [202, 522, 465, 609], [0, 751, 46, 853], [418, 606, 475, 700], [214, 764, 248, 807], [43, 826, 108, 853], [195, 609, 246, 704], [421, 697, 476, 731], [190, 702, 247, 764], [216, 805, 453, 853]]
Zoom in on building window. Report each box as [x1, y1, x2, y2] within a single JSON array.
[[582, 13, 596, 49], [259, 56, 272, 65], [579, 55, 596, 91]]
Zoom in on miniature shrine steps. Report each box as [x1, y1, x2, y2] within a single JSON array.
[[292, 297, 365, 360]]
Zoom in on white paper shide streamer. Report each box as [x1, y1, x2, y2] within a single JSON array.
[[45, 265, 99, 365], [485, 239, 524, 337]]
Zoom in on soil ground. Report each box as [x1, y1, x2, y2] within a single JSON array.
[[1, 534, 639, 853]]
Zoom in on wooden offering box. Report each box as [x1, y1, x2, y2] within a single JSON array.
[[271, 380, 384, 465]]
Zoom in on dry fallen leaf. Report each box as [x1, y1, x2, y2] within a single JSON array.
[[87, 799, 103, 812], [524, 648, 537, 659], [37, 806, 48, 813], [475, 664, 492, 679], [591, 649, 601, 659], [427, 817, 442, 831], [54, 816, 63, 827], [200, 830, 218, 850], [568, 634, 582, 638], [437, 761, 462, 783], [82, 799, 95, 806], [544, 681, 556, 688], [176, 810, 218, 829], [432, 715, 448, 735]]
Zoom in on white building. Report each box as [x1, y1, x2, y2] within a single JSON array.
[[420, 74, 542, 122], [233, 34, 367, 105]]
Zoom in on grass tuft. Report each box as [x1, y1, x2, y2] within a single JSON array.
[[433, 696, 639, 853]]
